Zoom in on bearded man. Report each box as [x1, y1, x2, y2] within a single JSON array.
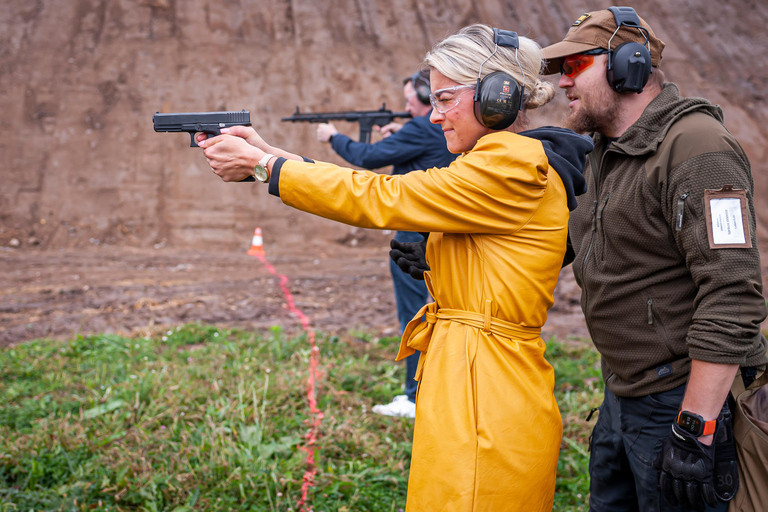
[[541, 7, 767, 512]]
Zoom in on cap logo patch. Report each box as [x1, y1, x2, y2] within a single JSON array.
[[572, 13, 591, 26]]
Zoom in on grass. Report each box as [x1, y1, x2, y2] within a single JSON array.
[[0, 325, 602, 511]]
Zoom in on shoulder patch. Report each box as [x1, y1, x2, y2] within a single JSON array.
[[573, 14, 591, 26]]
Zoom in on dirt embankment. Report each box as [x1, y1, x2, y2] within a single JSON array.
[[1, 1, 766, 345], [2, 0, 767, 251]]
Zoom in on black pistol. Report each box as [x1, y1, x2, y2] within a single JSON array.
[[153, 110, 255, 181]]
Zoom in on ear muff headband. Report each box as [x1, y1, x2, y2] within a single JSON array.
[[410, 71, 432, 105], [606, 6, 652, 93], [472, 28, 524, 130]]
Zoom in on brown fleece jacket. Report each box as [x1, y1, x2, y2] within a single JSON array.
[[566, 83, 768, 397]]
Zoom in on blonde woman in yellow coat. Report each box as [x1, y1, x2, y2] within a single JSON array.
[[197, 24, 592, 512]]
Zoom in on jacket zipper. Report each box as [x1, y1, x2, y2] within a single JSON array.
[[582, 145, 612, 319], [676, 191, 709, 258], [676, 193, 689, 231], [597, 193, 610, 219], [646, 297, 675, 355], [597, 194, 611, 261], [583, 200, 598, 265], [584, 150, 604, 266]]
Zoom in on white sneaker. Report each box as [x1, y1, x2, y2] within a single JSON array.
[[372, 395, 416, 418]]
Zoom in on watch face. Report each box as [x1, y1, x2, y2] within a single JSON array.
[[677, 411, 704, 436], [253, 164, 269, 183]]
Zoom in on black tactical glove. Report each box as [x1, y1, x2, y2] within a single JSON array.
[[389, 233, 430, 280], [654, 401, 738, 511], [655, 422, 718, 511]]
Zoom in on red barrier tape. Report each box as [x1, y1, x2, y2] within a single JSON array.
[[254, 252, 323, 512]]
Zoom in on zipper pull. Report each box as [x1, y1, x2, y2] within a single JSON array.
[[676, 193, 690, 231], [647, 298, 654, 325], [597, 193, 611, 220], [586, 407, 600, 422], [591, 200, 598, 231]]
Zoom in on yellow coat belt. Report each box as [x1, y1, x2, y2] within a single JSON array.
[[396, 300, 542, 382]]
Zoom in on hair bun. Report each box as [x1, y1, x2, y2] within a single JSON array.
[[525, 79, 556, 109]]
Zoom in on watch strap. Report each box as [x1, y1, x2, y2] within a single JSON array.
[[259, 153, 276, 169]]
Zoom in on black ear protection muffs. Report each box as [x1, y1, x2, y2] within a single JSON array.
[[410, 70, 432, 106], [473, 28, 524, 130], [606, 6, 652, 93]]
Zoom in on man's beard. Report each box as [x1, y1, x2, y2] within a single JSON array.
[[564, 88, 621, 135]]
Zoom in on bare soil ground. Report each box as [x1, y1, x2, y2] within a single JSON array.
[[0, 242, 589, 348]]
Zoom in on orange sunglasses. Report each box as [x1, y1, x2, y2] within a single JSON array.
[[561, 50, 608, 78]]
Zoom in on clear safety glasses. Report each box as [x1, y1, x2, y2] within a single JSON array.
[[429, 84, 476, 114]]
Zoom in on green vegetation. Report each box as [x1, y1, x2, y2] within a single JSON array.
[[0, 325, 602, 511]]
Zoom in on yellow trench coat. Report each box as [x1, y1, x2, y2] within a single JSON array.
[[277, 132, 567, 511]]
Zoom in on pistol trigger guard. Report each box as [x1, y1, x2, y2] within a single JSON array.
[[189, 132, 199, 148]]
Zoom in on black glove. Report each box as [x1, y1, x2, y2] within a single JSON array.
[[389, 233, 430, 280], [655, 422, 717, 510], [655, 405, 734, 511]]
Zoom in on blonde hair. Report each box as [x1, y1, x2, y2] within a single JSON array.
[[424, 24, 555, 110]]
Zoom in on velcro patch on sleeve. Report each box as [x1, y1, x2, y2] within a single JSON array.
[[704, 185, 752, 248]]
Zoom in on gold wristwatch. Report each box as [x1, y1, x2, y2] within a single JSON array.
[[253, 153, 275, 183]]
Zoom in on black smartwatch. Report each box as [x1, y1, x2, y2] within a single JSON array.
[[676, 410, 717, 437]]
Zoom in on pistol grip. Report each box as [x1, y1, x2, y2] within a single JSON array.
[[191, 127, 223, 147]]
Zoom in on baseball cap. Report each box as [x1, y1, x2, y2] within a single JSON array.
[[541, 9, 665, 75]]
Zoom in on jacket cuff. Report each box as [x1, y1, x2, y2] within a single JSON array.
[[267, 157, 315, 197], [268, 158, 286, 197], [687, 345, 747, 366]]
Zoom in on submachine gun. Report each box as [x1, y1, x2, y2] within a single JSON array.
[[281, 103, 412, 143]]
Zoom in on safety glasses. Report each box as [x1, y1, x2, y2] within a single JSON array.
[[561, 50, 608, 79], [429, 84, 476, 114]]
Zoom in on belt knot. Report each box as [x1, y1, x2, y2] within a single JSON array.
[[395, 301, 541, 384]]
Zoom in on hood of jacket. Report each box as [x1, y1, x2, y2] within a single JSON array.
[[597, 82, 724, 157], [519, 126, 592, 211]]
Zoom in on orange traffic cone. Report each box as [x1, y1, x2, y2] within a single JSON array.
[[247, 227, 265, 256]]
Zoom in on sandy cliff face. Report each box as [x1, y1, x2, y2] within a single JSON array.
[[1, 0, 767, 253]]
